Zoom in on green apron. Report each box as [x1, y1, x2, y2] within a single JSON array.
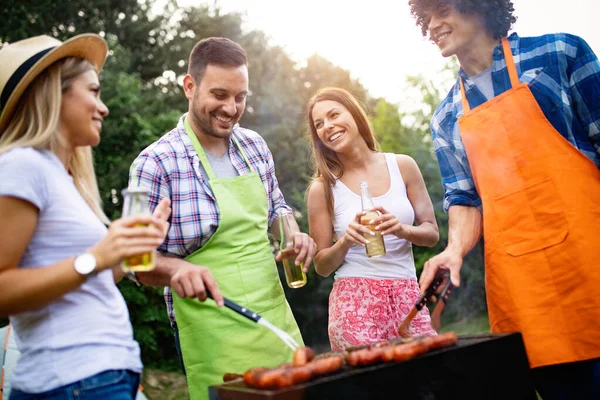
[[173, 118, 303, 400]]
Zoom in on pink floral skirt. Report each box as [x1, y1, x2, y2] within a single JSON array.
[[328, 277, 437, 351]]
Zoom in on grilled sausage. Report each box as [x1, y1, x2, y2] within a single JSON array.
[[308, 356, 344, 375], [358, 347, 382, 366], [289, 365, 313, 385], [381, 345, 396, 363], [274, 369, 295, 389], [223, 372, 243, 382], [255, 368, 287, 389], [430, 332, 458, 349], [345, 350, 361, 367], [293, 346, 315, 367], [392, 342, 420, 362], [243, 367, 269, 387]]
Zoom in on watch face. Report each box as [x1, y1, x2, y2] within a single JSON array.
[[75, 253, 97, 275]]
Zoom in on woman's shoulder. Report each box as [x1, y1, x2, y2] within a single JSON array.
[[0, 147, 58, 171], [390, 153, 417, 169], [390, 153, 421, 181], [308, 177, 326, 195]]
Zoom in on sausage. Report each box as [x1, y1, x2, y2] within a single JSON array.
[[430, 332, 458, 349], [255, 368, 288, 389], [289, 365, 313, 385], [392, 342, 420, 362], [274, 369, 295, 389], [308, 356, 344, 375], [243, 367, 269, 387], [381, 345, 396, 363], [358, 347, 382, 366], [293, 346, 315, 366], [345, 350, 361, 367], [419, 336, 436, 352], [223, 372, 243, 382]]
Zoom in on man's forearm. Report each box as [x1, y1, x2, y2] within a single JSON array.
[[447, 205, 483, 257], [136, 253, 182, 287]]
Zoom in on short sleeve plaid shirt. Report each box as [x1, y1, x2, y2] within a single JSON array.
[[130, 114, 292, 323], [432, 32, 600, 212]]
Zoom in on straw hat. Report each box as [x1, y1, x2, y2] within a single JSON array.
[[0, 33, 108, 133]]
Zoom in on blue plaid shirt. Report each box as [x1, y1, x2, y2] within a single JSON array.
[[432, 32, 600, 212], [130, 114, 291, 323]]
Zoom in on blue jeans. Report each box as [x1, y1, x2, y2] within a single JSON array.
[[532, 358, 600, 400], [9, 370, 139, 400]]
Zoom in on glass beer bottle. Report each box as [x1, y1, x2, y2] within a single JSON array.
[[359, 181, 386, 257], [278, 211, 307, 288], [120, 186, 156, 272]]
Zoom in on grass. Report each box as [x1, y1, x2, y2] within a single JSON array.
[[141, 369, 189, 400]]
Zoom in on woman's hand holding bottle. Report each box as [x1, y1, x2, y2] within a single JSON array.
[[369, 205, 408, 238], [89, 198, 171, 272], [341, 211, 372, 247]]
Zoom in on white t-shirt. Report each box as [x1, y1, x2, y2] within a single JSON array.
[[0, 147, 142, 393], [332, 153, 417, 280]]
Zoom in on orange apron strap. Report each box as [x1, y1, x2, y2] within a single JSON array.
[[459, 37, 519, 114], [1, 324, 11, 394], [501, 37, 519, 88]]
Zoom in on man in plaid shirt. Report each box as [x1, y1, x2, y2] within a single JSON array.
[[409, 1, 600, 398], [130, 37, 316, 399]]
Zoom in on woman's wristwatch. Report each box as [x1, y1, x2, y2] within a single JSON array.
[[73, 253, 97, 277]]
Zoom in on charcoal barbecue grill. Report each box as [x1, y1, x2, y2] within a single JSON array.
[[209, 333, 537, 400]]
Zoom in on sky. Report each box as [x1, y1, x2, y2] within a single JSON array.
[[177, 0, 600, 106]]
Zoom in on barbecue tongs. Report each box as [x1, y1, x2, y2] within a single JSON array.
[[206, 292, 300, 352], [398, 269, 454, 337]]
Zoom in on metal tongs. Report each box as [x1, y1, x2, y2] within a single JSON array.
[[398, 269, 454, 337], [207, 292, 300, 351]]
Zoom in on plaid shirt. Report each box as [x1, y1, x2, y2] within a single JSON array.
[[432, 32, 600, 212], [130, 114, 291, 322]]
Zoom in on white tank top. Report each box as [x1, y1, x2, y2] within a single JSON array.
[[332, 153, 416, 280]]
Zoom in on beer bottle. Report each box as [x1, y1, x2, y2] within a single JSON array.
[[359, 181, 386, 257], [278, 211, 307, 288]]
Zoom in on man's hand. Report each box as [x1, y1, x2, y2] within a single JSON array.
[[275, 232, 317, 273], [420, 247, 463, 294], [170, 262, 224, 307]]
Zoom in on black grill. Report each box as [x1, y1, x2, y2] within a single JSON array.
[[209, 333, 537, 400]]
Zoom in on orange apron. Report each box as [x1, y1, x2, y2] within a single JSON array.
[[458, 38, 600, 368]]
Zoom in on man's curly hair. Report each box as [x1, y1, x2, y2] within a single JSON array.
[[408, 0, 517, 39]]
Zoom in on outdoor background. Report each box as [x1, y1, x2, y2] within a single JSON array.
[[3, 0, 597, 398]]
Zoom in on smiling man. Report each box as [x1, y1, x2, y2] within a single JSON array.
[[408, 1, 600, 399], [129, 37, 315, 400]]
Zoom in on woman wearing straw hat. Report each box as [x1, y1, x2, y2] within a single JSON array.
[[0, 34, 171, 399]]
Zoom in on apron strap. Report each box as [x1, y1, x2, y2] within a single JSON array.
[[459, 37, 519, 114], [501, 37, 520, 88], [183, 116, 255, 181]]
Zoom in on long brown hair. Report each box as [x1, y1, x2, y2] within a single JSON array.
[[306, 87, 379, 218]]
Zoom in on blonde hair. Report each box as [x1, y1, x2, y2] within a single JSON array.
[[0, 57, 109, 224], [306, 87, 379, 219]]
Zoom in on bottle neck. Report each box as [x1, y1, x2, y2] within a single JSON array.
[[360, 186, 375, 211]]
